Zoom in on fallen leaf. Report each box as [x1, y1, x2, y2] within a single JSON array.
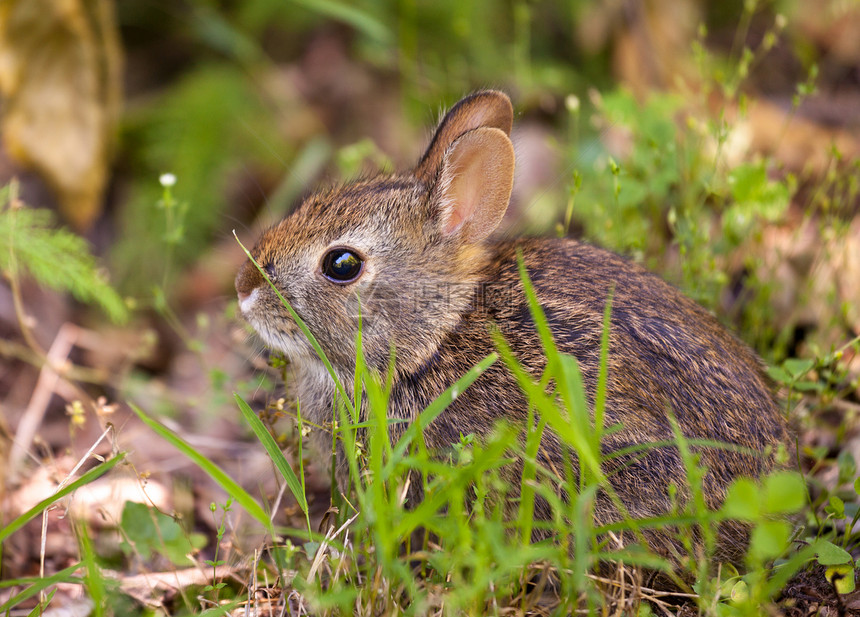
[[0, 0, 122, 230]]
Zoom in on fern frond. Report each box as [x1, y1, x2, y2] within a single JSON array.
[[0, 187, 128, 323]]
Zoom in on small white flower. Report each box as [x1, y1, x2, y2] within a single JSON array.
[[159, 173, 177, 187], [565, 94, 580, 113]]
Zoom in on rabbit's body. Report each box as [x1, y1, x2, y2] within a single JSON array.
[[237, 91, 788, 564]]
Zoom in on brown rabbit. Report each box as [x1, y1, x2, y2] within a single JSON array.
[[235, 91, 788, 566]]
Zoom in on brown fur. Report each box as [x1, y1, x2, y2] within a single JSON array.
[[236, 91, 788, 566]]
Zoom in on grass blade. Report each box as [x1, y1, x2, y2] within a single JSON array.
[[289, 0, 391, 44], [129, 403, 275, 536], [234, 392, 310, 532], [387, 352, 498, 466], [0, 454, 125, 544], [516, 250, 559, 369], [593, 290, 613, 446], [0, 564, 79, 612], [76, 519, 105, 617]]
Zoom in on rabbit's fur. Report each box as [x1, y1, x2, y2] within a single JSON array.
[[236, 91, 788, 564]]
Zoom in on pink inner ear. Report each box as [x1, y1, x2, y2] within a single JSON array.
[[436, 127, 514, 243], [442, 209, 465, 235], [442, 160, 482, 235]]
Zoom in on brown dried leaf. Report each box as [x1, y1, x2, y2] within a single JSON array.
[[0, 0, 122, 230]]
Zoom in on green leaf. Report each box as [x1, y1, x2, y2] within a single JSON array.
[[724, 162, 790, 243], [748, 520, 791, 561], [76, 518, 105, 616], [728, 162, 789, 220], [804, 445, 829, 461], [762, 471, 806, 515], [783, 358, 814, 378], [120, 502, 206, 566], [826, 495, 846, 519], [129, 404, 275, 536], [815, 539, 853, 566], [25, 589, 56, 617], [721, 477, 760, 520], [793, 380, 821, 392], [197, 600, 243, 617], [766, 365, 792, 384], [730, 579, 749, 604], [838, 451, 857, 485], [516, 250, 560, 366], [826, 564, 856, 594]]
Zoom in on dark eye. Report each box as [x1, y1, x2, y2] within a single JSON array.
[[321, 248, 363, 283], [263, 263, 276, 280]]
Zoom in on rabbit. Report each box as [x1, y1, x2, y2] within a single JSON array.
[[235, 90, 789, 567]]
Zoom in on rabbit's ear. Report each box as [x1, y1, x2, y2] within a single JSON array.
[[434, 126, 514, 243], [414, 90, 513, 184]]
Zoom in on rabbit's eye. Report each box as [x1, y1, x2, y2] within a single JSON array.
[[263, 263, 276, 280], [321, 248, 363, 284]]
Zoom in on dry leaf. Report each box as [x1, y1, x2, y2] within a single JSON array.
[[0, 0, 122, 231], [71, 476, 171, 525]]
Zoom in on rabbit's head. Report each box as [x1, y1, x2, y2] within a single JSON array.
[[236, 91, 515, 373]]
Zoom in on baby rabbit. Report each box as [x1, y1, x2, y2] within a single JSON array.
[[236, 91, 788, 565]]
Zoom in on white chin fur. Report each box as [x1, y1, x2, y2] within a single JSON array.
[[265, 331, 313, 360], [241, 303, 314, 361]]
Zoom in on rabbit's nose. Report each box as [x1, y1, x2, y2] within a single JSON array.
[[235, 260, 264, 298]]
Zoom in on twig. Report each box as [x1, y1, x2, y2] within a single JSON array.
[[37, 425, 115, 605], [9, 322, 91, 474], [306, 511, 360, 582], [0, 337, 113, 384]]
